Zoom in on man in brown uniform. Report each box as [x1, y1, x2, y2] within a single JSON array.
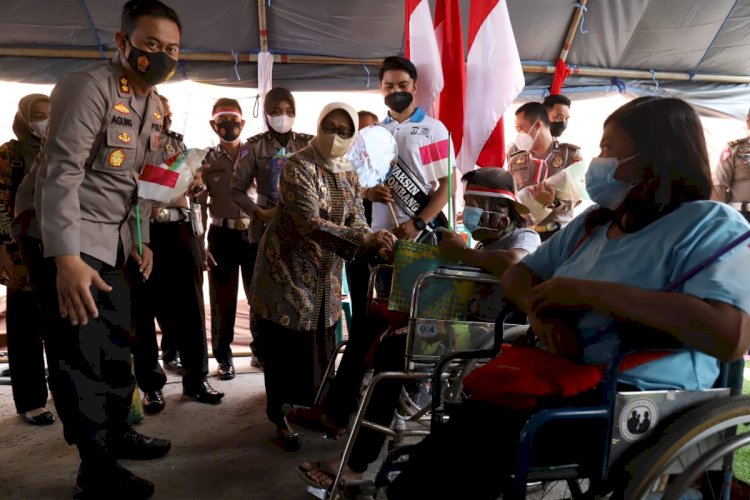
[[230, 88, 312, 371], [132, 94, 222, 412], [201, 98, 256, 381], [34, 1, 178, 497], [506, 102, 582, 240], [712, 107, 750, 222]]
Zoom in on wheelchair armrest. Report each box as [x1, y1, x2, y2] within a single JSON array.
[[430, 348, 500, 426]]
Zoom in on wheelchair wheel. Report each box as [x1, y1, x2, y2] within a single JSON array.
[[621, 396, 750, 499]]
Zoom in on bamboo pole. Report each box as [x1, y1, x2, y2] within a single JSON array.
[[0, 47, 748, 84], [257, 0, 269, 53], [558, 0, 587, 63]]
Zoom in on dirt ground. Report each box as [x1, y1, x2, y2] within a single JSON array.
[[0, 355, 360, 500]]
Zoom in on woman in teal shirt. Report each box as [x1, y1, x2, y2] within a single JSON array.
[[387, 96, 750, 499]]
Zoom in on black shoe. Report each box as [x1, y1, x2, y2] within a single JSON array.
[[163, 357, 184, 375], [74, 462, 154, 499], [111, 427, 171, 460], [217, 361, 235, 380], [183, 380, 224, 404], [142, 390, 165, 415], [20, 410, 56, 426]]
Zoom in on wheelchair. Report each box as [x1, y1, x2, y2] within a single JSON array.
[[317, 264, 523, 499], [372, 315, 750, 499]]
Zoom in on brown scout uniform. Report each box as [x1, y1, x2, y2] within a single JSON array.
[[714, 136, 750, 214], [506, 140, 583, 229], [231, 131, 312, 243]]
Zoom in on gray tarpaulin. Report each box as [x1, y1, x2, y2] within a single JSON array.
[[0, 0, 748, 117]]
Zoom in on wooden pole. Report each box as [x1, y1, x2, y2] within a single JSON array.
[[0, 47, 748, 84], [257, 0, 269, 53], [558, 0, 588, 64]]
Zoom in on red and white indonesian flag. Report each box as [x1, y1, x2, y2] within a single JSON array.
[[419, 139, 451, 180], [460, 0, 524, 172], [434, 0, 465, 158], [138, 148, 208, 203], [405, 0, 444, 114]]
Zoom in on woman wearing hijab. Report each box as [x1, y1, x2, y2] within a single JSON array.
[[0, 93, 55, 425], [230, 87, 313, 373], [250, 102, 396, 446]]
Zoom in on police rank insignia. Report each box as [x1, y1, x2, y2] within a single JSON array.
[[119, 77, 130, 94], [153, 111, 162, 121], [165, 144, 176, 154], [118, 132, 131, 144], [515, 156, 525, 164], [552, 156, 563, 168], [109, 149, 126, 167], [114, 103, 130, 114]]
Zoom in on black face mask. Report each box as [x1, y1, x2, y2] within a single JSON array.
[[549, 121, 567, 137], [384, 92, 413, 113], [126, 40, 177, 86], [214, 121, 242, 142]]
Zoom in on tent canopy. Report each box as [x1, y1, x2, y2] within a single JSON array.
[[1, 0, 748, 117]]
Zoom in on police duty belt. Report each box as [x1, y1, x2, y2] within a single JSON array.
[[385, 157, 431, 219]]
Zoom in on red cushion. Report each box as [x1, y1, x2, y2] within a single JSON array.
[[463, 344, 605, 410]]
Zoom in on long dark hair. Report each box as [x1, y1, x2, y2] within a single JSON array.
[[585, 96, 711, 234]]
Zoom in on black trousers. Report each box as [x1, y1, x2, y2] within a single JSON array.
[[207, 225, 256, 364], [37, 252, 133, 463], [131, 220, 207, 390], [7, 236, 48, 414], [254, 313, 336, 428], [322, 310, 390, 429]]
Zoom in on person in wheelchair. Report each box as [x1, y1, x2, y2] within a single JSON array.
[[296, 167, 541, 489], [385, 96, 750, 499]]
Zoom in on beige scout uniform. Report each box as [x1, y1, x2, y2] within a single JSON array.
[[506, 140, 583, 229], [231, 131, 312, 243], [714, 136, 750, 211], [36, 58, 164, 265]]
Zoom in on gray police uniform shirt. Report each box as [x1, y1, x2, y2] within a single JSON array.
[[36, 57, 164, 266], [137, 128, 187, 244], [476, 227, 542, 255], [202, 144, 255, 228], [506, 141, 583, 228], [231, 131, 312, 243], [714, 136, 750, 203]]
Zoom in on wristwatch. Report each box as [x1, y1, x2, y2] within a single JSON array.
[[413, 217, 426, 230]]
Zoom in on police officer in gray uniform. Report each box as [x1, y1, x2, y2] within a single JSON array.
[[231, 87, 312, 370], [34, 1, 178, 497], [131, 94, 222, 413], [506, 102, 583, 240], [713, 107, 750, 222]]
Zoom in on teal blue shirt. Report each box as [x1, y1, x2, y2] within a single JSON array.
[[522, 201, 750, 390]]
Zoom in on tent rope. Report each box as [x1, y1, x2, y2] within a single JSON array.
[[649, 69, 659, 90], [573, 2, 589, 34], [79, 0, 106, 59], [611, 77, 626, 93], [231, 50, 241, 81], [362, 64, 371, 88]]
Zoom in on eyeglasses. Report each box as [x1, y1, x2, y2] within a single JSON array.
[[320, 120, 354, 139]]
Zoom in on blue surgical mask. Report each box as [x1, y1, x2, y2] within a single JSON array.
[[462, 206, 511, 238], [585, 154, 640, 210], [462, 206, 483, 233]]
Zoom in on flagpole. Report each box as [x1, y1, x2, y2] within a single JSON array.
[[448, 132, 456, 231]]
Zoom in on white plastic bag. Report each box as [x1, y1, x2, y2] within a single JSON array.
[[138, 148, 208, 203]]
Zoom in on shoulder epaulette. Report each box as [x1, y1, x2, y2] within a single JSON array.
[[165, 129, 183, 142], [728, 137, 750, 148], [561, 142, 581, 151], [247, 133, 266, 144], [295, 132, 314, 141]]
